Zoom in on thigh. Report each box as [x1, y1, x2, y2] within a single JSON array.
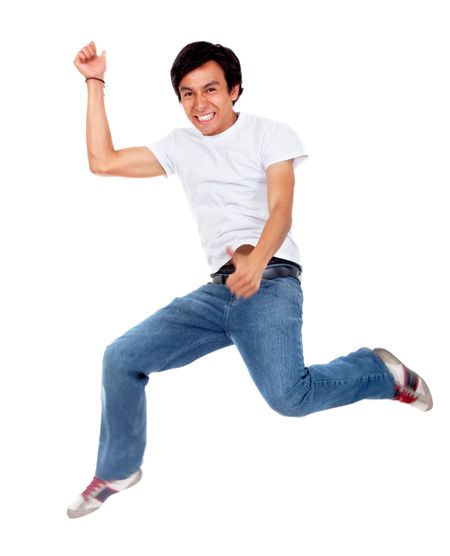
[[228, 276, 306, 402], [106, 282, 233, 374]]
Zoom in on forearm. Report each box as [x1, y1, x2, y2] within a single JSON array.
[[86, 79, 114, 172], [250, 205, 293, 268]]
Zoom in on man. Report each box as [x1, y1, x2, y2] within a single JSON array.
[[68, 40, 433, 519]]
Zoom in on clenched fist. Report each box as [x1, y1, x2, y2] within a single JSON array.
[[73, 41, 107, 80]]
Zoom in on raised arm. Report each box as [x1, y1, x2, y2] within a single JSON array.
[[73, 41, 165, 178]]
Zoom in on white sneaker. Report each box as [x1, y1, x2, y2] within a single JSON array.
[[373, 348, 433, 411], [67, 468, 142, 519]]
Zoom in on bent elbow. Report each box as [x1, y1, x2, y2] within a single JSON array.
[[89, 161, 108, 175], [88, 153, 112, 175]]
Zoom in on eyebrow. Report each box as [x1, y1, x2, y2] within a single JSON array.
[[179, 80, 220, 92]]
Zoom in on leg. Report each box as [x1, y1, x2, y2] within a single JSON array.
[[227, 275, 396, 417], [96, 282, 233, 479]]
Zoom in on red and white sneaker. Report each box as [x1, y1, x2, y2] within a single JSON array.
[[67, 468, 142, 519], [373, 348, 433, 411]]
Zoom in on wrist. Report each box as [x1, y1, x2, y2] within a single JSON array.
[[249, 249, 271, 270], [86, 76, 105, 85]]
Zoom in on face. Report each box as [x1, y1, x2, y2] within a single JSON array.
[[178, 60, 240, 136]]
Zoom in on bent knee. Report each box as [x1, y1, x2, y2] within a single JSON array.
[[265, 391, 311, 418], [102, 340, 135, 376]]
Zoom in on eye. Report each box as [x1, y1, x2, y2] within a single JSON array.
[[207, 87, 216, 92], [183, 92, 192, 97]]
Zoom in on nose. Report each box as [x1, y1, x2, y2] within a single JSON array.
[[193, 93, 208, 112]]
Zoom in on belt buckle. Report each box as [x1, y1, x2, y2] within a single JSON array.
[[210, 273, 231, 285]]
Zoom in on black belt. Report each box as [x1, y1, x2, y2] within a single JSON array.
[[210, 264, 301, 285]]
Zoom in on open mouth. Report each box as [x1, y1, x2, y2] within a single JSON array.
[[195, 112, 215, 124]]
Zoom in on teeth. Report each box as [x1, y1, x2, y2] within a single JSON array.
[[197, 113, 214, 121]]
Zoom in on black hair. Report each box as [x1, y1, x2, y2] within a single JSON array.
[[170, 41, 244, 106]]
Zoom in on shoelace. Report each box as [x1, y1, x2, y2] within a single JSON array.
[[82, 477, 107, 499], [394, 385, 418, 404]]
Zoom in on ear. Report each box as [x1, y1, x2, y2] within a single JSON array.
[[230, 84, 240, 101]]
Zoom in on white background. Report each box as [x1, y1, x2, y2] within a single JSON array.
[[1, 0, 449, 554]]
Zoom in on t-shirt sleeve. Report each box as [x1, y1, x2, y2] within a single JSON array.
[[261, 121, 309, 171], [148, 130, 176, 178]]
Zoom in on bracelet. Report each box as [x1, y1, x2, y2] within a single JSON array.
[[85, 77, 105, 85]]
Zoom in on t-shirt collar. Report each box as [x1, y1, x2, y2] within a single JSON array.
[[194, 111, 244, 142]]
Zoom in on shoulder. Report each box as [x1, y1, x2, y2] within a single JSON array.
[[241, 111, 277, 130], [151, 126, 201, 154], [155, 126, 199, 142], [170, 126, 200, 141], [242, 112, 295, 139], [243, 111, 291, 126], [248, 113, 307, 170]]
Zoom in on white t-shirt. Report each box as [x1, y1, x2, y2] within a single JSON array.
[[149, 111, 308, 273]]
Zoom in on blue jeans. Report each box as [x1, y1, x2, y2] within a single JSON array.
[[95, 273, 396, 480]]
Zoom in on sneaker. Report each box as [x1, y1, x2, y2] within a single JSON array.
[[373, 348, 433, 411], [67, 468, 142, 519]]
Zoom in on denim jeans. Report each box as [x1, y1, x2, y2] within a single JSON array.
[[95, 272, 396, 480]]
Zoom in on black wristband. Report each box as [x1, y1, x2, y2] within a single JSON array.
[[85, 77, 105, 85]]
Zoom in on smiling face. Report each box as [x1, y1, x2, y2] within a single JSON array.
[[178, 60, 240, 136]]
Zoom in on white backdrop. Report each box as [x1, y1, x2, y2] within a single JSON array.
[[1, 0, 449, 554]]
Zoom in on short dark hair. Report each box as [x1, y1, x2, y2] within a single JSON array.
[[170, 41, 244, 106]]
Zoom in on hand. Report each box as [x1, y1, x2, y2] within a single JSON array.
[[73, 41, 107, 80], [224, 246, 266, 299]]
